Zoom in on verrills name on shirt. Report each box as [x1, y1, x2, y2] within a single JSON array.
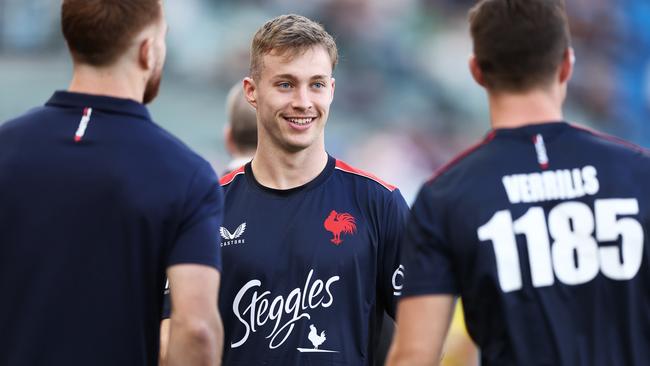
[[502, 165, 600, 204]]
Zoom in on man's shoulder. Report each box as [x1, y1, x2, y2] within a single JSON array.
[[220, 165, 247, 187], [0, 106, 49, 135], [129, 120, 214, 175], [424, 133, 497, 190], [332, 159, 398, 193], [329, 159, 409, 222], [570, 123, 650, 159]]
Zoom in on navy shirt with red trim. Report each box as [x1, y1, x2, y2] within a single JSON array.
[[402, 122, 650, 366], [216, 156, 408, 366], [0, 91, 223, 366]]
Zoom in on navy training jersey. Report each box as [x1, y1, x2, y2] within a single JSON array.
[[0, 91, 222, 366], [402, 122, 650, 366], [218, 156, 408, 365]]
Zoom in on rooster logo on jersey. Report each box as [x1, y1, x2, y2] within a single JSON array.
[[324, 210, 357, 245]]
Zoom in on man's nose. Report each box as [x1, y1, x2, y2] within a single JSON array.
[[291, 86, 313, 111]]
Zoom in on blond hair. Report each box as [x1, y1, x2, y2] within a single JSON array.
[[250, 14, 338, 80]]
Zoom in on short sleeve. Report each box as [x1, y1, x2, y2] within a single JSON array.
[[401, 184, 459, 297], [167, 161, 223, 270], [378, 188, 410, 318]]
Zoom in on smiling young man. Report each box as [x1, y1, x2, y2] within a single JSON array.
[[162, 14, 408, 365], [387, 1, 650, 365], [0, 1, 223, 365]]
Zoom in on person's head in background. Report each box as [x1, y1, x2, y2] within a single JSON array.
[[224, 82, 258, 172], [61, 0, 167, 104], [468, 0, 574, 126]]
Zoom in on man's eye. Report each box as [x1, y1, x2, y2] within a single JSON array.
[[278, 82, 291, 89], [313, 82, 326, 88]]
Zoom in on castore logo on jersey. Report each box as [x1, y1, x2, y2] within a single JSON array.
[[220, 222, 246, 247], [324, 210, 357, 245]]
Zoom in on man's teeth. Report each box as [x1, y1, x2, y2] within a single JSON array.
[[287, 118, 313, 125]]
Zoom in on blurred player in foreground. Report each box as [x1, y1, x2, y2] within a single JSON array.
[[162, 13, 409, 365], [223, 82, 258, 174], [388, 0, 650, 365], [0, 1, 223, 365]]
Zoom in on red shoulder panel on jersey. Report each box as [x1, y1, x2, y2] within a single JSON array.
[[570, 123, 650, 154], [220, 165, 246, 186], [334, 160, 397, 192], [428, 131, 496, 184]]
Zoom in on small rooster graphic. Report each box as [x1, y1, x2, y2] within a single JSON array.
[[297, 323, 339, 353], [308, 324, 326, 349], [324, 210, 357, 245]]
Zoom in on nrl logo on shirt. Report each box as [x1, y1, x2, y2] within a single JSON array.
[[220, 222, 246, 247]]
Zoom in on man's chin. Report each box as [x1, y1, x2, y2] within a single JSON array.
[[281, 137, 320, 154]]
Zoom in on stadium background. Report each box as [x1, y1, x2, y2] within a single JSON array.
[[1, 0, 649, 205], [1, 1, 648, 365]]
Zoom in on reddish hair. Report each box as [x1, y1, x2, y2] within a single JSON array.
[[61, 0, 162, 66]]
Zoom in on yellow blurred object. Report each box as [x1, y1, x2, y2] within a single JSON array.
[[441, 300, 479, 366]]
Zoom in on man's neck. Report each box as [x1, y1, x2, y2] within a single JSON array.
[[488, 88, 564, 129], [251, 142, 329, 190], [68, 63, 145, 103]]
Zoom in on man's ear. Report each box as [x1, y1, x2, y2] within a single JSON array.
[[243, 77, 258, 109], [559, 47, 575, 84], [469, 54, 486, 88], [330, 77, 336, 101], [139, 37, 155, 71]]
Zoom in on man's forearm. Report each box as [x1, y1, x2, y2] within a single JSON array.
[[386, 337, 442, 366], [165, 315, 223, 366], [386, 295, 455, 366], [159, 319, 171, 365]]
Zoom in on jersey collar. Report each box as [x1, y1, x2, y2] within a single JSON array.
[[491, 121, 570, 140], [46, 91, 152, 121], [244, 154, 336, 197]]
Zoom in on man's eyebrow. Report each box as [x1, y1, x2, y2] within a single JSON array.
[[310, 75, 330, 80], [270, 74, 331, 81], [271, 74, 298, 81]]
